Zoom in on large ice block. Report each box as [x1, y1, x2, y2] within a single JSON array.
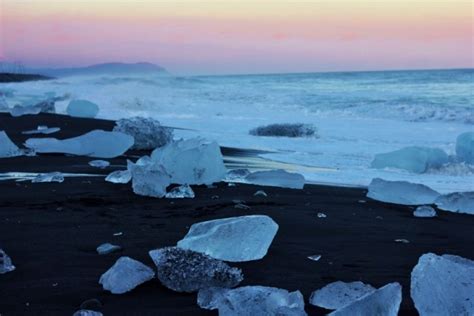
[[129, 161, 171, 198], [25, 130, 134, 158], [67, 99, 99, 118], [113, 116, 173, 150], [435, 192, 474, 215], [310, 281, 376, 310], [411, 253, 474, 316], [150, 138, 226, 185], [245, 169, 305, 189], [198, 286, 307, 316], [371, 146, 449, 173], [148, 247, 243, 293], [99, 256, 155, 294], [456, 132, 474, 164], [177, 215, 278, 262], [367, 178, 440, 205], [0, 131, 22, 158]]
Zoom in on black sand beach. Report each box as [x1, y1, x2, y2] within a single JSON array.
[[1, 113, 473, 315]]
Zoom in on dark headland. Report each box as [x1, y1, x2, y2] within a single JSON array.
[[0, 113, 473, 315], [0, 73, 52, 83]]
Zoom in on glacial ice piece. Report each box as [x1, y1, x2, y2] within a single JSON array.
[[150, 138, 226, 185], [371, 146, 449, 173], [129, 161, 171, 198], [198, 286, 307, 316], [245, 169, 305, 189], [72, 310, 103, 316], [0, 249, 16, 274], [22, 125, 61, 135], [456, 132, 474, 164], [96, 243, 122, 255], [25, 130, 134, 158], [10, 95, 67, 117], [148, 247, 243, 293], [254, 190, 268, 197], [250, 123, 317, 138], [113, 116, 173, 150], [329, 283, 402, 316], [309, 281, 376, 310], [367, 178, 440, 205], [226, 168, 251, 181], [177, 215, 278, 262], [67, 99, 99, 118], [435, 192, 474, 215], [0, 131, 22, 158], [32, 172, 64, 183], [413, 206, 437, 218], [307, 255, 322, 261], [88, 160, 110, 169], [105, 170, 131, 184], [411, 253, 474, 316], [165, 184, 195, 199], [99, 256, 155, 294]]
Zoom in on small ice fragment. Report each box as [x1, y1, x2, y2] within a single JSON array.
[[367, 178, 440, 205], [0, 249, 16, 274], [395, 239, 410, 244], [25, 130, 134, 158], [317, 212, 327, 218], [308, 255, 322, 261], [413, 206, 437, 218], [226, 168, 251, 181], [411, 253, 474, 316], [67, 99, 99, 118], [228, 183, 236, 187], [198, 286, 307, 315], [22, 126, 61, 135], [0, 131, 22, 158], [435, 192, 474, 215], [148, 247, 243, 293], [72, 310, 103, 316], [32, 172, 64, 183], [245, 169, 305, 189], [96, 243, 122, 255], [309, 281, 376, 310], [254, 190, 268, 197], [456, 132, 474, 164], [88, 160, 110, 169], [234, 203, 251, 210], [113, 116, 173, 150], [177, 215, 279, 262], [105, 170, 131, 184], [358, 200, 366, 203], [99, 256, 155, 294], [113, 232, 123, 236], [165, 184, 195, 199]]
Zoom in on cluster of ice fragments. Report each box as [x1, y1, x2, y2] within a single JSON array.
[[113, 116, 173, 150], [66, 100, 99, 118], [177, 215, 279, 262], [25, 130, 134, 158]]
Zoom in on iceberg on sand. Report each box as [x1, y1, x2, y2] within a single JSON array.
[[113, 116, 173, 150], [245, 169, 305, 189], [367, 178, 440, 205], [66, 99, 99, 118], [435, 192, 474, 215]]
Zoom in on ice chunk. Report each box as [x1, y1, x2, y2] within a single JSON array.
[[0, 131, 22, 158], [435, 192, 474, 215], [254, 190, 268, 197], [113, 116, 173, 150], [88, 160, 110, 169], [413, 205, 437, 218], [67, 99, 99, 118], [250, 123, 317, 138], [371, 146, 449, 173], [22, 125, 61, 135], [96, 243, 122, 255], [329, 283, 402, 316], [198, 286, 307, 316], [456, 132, 474, 164], [165, 184, 195, 199], [411, 253, 474, 316], [245, 169, 305, 189], [72, 310, 103, 316], [177, 215, 278, 262], [309, 281, 376, 310], [226, 168, 251, 181], [129, 161, 171, 198], [25, 130, 134, 158], [150, 138, 226, 185], [307, 254, 322, 261], [367, 178, 440, 205], [0, 249, 16, 274], [10, 95, 66, 117], [105, 170, 131, 184], [148, 247, 243, 293], [99, 256, 155, 294], [32, 172, 64, 183]]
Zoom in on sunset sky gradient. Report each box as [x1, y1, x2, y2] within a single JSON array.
[[1, 0, 473, 75]]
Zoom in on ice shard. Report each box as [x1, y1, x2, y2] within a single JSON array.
[[367, 178, 440, 205], [0, 131, 22, 158], [0, 249, 16, 274], [310, 281, 376, 310], [88, 160, 110, 169], [32, 172, 64, 183], [245, 169, 305, 189]]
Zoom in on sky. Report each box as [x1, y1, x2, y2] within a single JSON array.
[[0, 0, 473, 75]]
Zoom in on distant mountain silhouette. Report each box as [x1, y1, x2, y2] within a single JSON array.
[[29, 62, 167, 77]]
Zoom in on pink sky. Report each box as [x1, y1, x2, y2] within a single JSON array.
[[1, 1, 473, 75]]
